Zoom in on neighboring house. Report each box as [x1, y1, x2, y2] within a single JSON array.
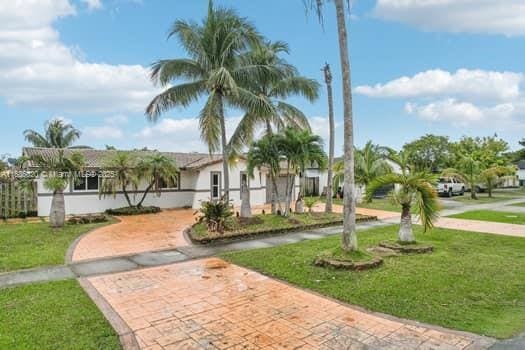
[[517, 160, 525, 187], [23, 147, 303, 216]]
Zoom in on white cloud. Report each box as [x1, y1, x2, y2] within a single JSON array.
[[82, 0, 103, 11], [0, 0, 158, 114], [374, 0, 525, 36], [84, 125, 124, 140], [105, 114, 128, 125], [355, 69, 523, 102]]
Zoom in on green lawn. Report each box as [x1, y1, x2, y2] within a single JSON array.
[[221, 225, 525, 338], [330, 197, 404, 212], [510, 202, 525, 208], [0, 280, 120, 349], [449, 192, 523, 205], [0, 221, 111, 272], [449, 210, 525, 225]]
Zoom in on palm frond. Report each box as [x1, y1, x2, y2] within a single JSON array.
[[145, 80, 206, 120]]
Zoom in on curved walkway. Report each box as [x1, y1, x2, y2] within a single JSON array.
[[72, 209, 195, 262]]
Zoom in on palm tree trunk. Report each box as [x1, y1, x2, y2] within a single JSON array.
[[137, 181, 155, 208], [271, 174, 283, 215], [218, 95, 230, 203], [266, 122, 278, 214], [335, 0, 357, 251], [49, 188, 65, 228], [284, 162, 291, 216], [470, 180, 477, 200], [122, 184, 134, 207], [323, 63, 334, 213], [398, 204, 415, 243]]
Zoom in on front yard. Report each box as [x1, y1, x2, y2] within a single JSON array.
[[449, 210, 525, 225], [221, 225, 525, 339], [0, 221, 112, 272], [190, 212, 375, 243], [0, 280, 120, 350]]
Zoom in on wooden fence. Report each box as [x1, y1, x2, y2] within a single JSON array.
[[0, 181, 37, 219]]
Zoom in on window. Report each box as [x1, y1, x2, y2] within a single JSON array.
[[211, 172, 221, 200], [74, 172, 99, 192]]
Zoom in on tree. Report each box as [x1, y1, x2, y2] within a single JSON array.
[[135, 153, 179, 208], [323, 63, 335, 213], [442, 156, 482, 200], [228, 40, 319, 154], [479, 166, 515, 198], [333, 141, 391, 193], [277, 128, 327, 216], [26, 150, 84, 228], [247, 134, 283, 214], [100, 151, 141, 208], [366, 172, 439, 243], [307, 0, 358, 251], [452, 135, 509, 169], [403, 134, 453, 172], [24, 119, 81, 149], [146, 0, 274, 203]]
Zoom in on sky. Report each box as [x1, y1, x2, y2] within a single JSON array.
[[2, 0, 525, 159]]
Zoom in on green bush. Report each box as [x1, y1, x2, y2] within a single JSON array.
[[68, 214, 108, 225], [197, 198, 233, 234], [105, 206, 161, 216]]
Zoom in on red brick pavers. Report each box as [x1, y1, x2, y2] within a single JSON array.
[[72, 209, 195, 262], [88, 258, 485, 350]]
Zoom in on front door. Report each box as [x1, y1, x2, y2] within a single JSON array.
[[211, 172, 221, 200]]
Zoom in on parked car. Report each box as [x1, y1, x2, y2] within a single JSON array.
[[437, 177, 465, 197]]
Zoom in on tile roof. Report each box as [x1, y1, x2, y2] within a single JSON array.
[[22, 147, 224, 170]]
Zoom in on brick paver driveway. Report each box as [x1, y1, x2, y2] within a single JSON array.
[[88, 258, 486, 350], [72, 209, 195, 262]]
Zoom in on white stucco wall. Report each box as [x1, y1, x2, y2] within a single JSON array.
[[36, 160, 270, 216]]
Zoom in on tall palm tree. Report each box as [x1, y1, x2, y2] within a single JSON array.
[[26, 150, 84, 228], [306, 0, 358, 251], [278, 128, 327, 215], [24, 119, 81, 148], [146, 0, 274, 203], [366, 172, 440, 243], [228, 40, 319, 154], [247, 134, 283, 214], [323, 63, 335, 213]]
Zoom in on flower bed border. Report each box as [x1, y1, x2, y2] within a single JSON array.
[[313, 255, 384, 271], [379, 241, 434, 254], [187, 215, 377, 245]]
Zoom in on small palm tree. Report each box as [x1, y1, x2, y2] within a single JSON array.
[[278, 128, 327, 215], [24, 119, 81, 148], [247, 134, 283, 214], [136, 153, 179, 207], [366, 172, 440, 243], [100, 151, 141, 208], [146, 0, 274, 203], [478, 165, 515, 198], [27, 150, 84, 228]]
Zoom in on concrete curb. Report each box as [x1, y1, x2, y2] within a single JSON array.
[[79, 278, 140, 350]]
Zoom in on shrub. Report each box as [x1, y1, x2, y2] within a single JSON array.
[[68, 214, 108, 225], [105, 206, 161, 216], [303, 197, 319, 212], [197, 198, 233, 234]]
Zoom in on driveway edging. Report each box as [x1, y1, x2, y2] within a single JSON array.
[[79, 277, 140, 350]]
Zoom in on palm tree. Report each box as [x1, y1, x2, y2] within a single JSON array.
[[366, 172, 440, 243], [479, 166, 516, 198], [277, 128, 327, 216], [323, 63, 335, 213], [306, 0, 358, 251], [228, 40, 319, 154], [442, 157, 481, 200], [247, 134, 283, 214], [135, 153, 179, 207], [146, 0, 274, 203], [100, 151, 141, 207], [334, 141, 392, 190], [27, 150, 84, 228], [24, 119, 81, 148]]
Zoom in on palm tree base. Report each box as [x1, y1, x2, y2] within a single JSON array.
[[379, 241, 434, 254]]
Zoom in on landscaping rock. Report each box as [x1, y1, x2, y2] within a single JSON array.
[[313, 256, 383, 271], [366, 246, 399, 257], [379, 241, 434, 254]]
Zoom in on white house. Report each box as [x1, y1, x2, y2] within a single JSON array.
[[23, 147, 305, 216], [517, 160, 525, 187]]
